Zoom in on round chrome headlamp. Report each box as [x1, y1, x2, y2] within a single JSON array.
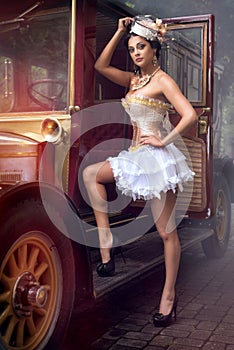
[[41, 117, 62, 143]]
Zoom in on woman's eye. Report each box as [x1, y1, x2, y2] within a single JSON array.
[[137, 43, 145, 50], [128, 47, 134, 53]]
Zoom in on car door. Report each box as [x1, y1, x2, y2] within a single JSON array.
[[161, 15, 214, 219]]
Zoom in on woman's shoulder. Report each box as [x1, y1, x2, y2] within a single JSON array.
[[155, 69, 180, 93], [156, 69, 174, 83]]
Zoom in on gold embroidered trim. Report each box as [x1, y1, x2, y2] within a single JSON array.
[[122, 95, 172, 111], [129, 144, 143, 152]]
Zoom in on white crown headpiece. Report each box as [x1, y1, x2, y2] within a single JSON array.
[[130, 15, 167, 44]]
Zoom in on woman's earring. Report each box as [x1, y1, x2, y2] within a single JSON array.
[[133, 64, 140, 75], [153, 55, 158, 66]]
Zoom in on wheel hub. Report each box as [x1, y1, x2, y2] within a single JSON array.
[[13, 271, 48, 317]]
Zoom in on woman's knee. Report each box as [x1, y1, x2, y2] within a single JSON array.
[[157, 227, 178, 242], [83, 165, 96, 185]]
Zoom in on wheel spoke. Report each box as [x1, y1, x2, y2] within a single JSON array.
[[26, 316, 37, 336], [7, 253, 19, 277], [1, 273, 9, 289], [216, 195, 221, 210], [0, 290, 11, 303], [1, 273, 15, 290], [16, 319, 26, 347], [3, 315, 18, 345], [34, 307, 47, 316], [0, 304, 11, 327], [18, 244, 28, 270], [44, 284, 51, 291], [28, 247, 40, 271], [35, 261, 49, 280]]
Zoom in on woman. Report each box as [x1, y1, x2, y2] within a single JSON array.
[[83, 15, 197, 327]]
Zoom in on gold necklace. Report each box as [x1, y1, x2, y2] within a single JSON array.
[[132, 66, 161, 91]]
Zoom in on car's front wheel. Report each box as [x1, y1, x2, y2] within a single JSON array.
[[0, 199, 76, 350], [201, 177, 231, 258]]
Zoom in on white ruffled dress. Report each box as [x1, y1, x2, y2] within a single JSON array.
[[108, 94, 195, 201]]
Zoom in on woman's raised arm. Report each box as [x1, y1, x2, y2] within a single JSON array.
[[95, 17, 134, 88]]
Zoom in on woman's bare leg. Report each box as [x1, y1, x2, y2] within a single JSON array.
[[83, 161, 115, 263], [150, 191, 181, 315]]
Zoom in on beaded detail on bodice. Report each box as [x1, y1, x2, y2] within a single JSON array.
[[121, 94, 173, 150]]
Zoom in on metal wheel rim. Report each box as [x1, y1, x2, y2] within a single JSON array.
[[0, 231, 62, 350], [215, 189, 227, 241]]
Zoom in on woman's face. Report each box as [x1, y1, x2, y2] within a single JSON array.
[[128, 35, 155, 68]]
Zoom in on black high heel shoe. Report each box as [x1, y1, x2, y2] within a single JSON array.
[[96, 236, 126, 277], [96, 249, 115, 277], [153, 297, 178, 327]]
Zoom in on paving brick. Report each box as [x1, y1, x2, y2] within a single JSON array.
[[213, 328, 234, 337], [176, 293, 194, 304], [109, 344, 142, 350], [197, 307, 224, 316], [91, 338, 115, 350], [166, 322, 195, 332], [195, 313, 223, 322], [189, 329, 212, 340], [136, 305, 156, 313], [144, 346, 165, 350], [178, 308, 198, 318], [223, 315, 234, 323], [160, 328, 190, 338], [202, 342, 226, 350], [167, 345, 198, 350], [128, 312, 152, 322], [149, 335, 174, 347], [214, 323, 234, 333], [196, 321, 218, 331], [193, 296, 219, 305], [227, 307, 234, 315], [141, 324, 163, 335], [183, 302, 203, 311], [210, 334, 234, 345], [102, 328, 127, 340], [123, 331, 153, 342], [115, 337, 148, 348], [173, 337, 204, 347], [121, 317, 148, 326], [115, 322, 142, 332], [177, 318, 200, 326]]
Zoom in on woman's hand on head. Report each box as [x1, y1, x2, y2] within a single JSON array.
[[140, 134, 165, 148], [118, 17, 133, 33]]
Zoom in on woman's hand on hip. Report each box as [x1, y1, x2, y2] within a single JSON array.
[[140, 134, 165, 148]]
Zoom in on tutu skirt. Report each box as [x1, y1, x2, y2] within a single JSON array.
[[108, 144, 194, 201]]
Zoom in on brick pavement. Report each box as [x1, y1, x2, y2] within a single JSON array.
[[66, 207, 234, 350]]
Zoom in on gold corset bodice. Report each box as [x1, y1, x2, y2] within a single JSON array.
[[121, 94, 173, 150]]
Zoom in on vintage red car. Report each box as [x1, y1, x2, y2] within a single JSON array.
[[0, 1, 233, 349]]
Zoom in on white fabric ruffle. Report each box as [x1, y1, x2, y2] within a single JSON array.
[[108, 143, 194, 201]]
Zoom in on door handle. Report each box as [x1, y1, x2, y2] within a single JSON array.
[[198, 115, 208, 134]]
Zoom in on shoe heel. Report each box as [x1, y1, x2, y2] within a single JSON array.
[[112, 236, 126, 264], [174, 296, 178, 321], [119, 247, 126, 264], [174, 304, 177, 321]]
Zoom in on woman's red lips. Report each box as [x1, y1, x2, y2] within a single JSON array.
[[136, 58, 143, 62]]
